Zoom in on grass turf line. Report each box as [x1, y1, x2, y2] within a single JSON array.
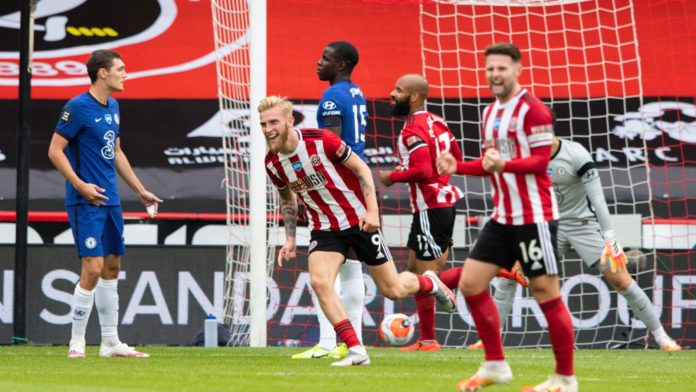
[[0, 346, 693, 391]]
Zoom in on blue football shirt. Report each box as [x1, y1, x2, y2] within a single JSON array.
[[316, 80, 368, 160], [55, 92, 121, 206]]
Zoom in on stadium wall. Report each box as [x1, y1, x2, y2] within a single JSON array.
[[1, 242, 694, 346]]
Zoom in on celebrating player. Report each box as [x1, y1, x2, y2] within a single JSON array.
[[260, 96, 455, 367], [483, 131, 682, 351], [377, 74, 463, 352], [48, 50, 162, 358], [437, 43, 577, 392], [292, 41, 367, 360]]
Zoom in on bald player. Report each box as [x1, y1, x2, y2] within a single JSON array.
[[378, 74, 464, 351]]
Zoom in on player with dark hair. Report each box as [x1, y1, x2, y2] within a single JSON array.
[[378, 74, 528, 351], [438, 43, 577, 392], [260, 95, 455, 367], [48, 49, 162, 358], [291, 41, 368, 360], [378, 74, 463, 351]]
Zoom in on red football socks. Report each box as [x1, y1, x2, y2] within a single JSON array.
[[465, 290, 504, 361], [416, 274, 434, 294], [540, 296, 575, 376], [416, 293, 436, 341], [439, 267, 463, 289], [334, 319, 361, 348]]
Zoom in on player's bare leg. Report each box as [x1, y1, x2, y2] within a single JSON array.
[[68, 256, 103, 358], [401, 249, 447, 351], [522, 274, 576, 391], [601, 267, 681, 351], [97, 254, 148, 358], [308, 251, 368, 366], [457, 259, 512, 391], [368, 259, 455, 312]]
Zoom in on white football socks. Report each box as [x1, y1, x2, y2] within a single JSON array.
[[71, 284, 95, 341], [493, 278, 518, 329], [316, 259, 365, 350], [340, 259, 365, 343], [95, 278, 121, 347]]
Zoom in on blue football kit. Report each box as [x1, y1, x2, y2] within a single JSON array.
[[55, 92, 125, 257], [316, 80, 368, 160]]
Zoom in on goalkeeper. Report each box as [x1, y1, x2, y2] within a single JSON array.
[[473, 131, 682, 351]]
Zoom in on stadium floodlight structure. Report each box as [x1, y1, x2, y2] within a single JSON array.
[[211, 0, 272, 347]]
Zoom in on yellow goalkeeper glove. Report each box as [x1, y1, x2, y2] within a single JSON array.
[[600, 229, 628, 273]]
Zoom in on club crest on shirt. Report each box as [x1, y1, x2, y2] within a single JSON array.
[[310, 154, 321, 167], [105, 113, 113, 124], [508, 117, 518, 131], [292, 161, 303, 171]]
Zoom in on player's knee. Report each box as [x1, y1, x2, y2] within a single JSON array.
[[83, 268, 101, 284], [529, 280, 559, 302], [458, 278, 480, 296], [310, 276, 333, 296]]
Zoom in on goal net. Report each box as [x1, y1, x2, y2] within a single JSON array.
[[211, 0, 278, 346], [419, 0, 674, 349], [213, 0, 694, 348]]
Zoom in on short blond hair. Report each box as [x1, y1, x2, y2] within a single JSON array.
[[257, 95, 294, 118]]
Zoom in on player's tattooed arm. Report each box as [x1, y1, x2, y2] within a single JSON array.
[[278, 187, 298, 238]]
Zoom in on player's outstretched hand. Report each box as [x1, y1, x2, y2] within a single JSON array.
[[436, 152, 457, 175], [359, 209, 380, 233], [378, 171, 393, 186], [77, 182, 109, 206], [277, 239, 296, 267], [600, 229, 628, 273]]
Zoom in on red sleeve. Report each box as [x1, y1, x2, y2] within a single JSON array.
[[502, 102, 553, 174], [503, 145, 551, 173], [456, 158, 488, 176], [390, 147, 432, 183], [322, 130, 352, 163], [522, 102, 554, 149], [449, 133, 463, 162]]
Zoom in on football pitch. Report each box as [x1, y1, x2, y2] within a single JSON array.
[[0, 346, 693, 391]]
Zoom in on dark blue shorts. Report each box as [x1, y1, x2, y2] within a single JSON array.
[[67, 204, 125, 258]]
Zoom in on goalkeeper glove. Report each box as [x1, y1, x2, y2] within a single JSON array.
[[497, 267, 529, 288], [600, 229, 628, 273]]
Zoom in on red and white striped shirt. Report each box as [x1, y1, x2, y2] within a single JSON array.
[[394, 111, 463, 212], [482, 89, 559, 225], [265, 128, 367, 231]]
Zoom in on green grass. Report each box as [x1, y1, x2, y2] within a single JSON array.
[[0, 346, 693, 391]]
